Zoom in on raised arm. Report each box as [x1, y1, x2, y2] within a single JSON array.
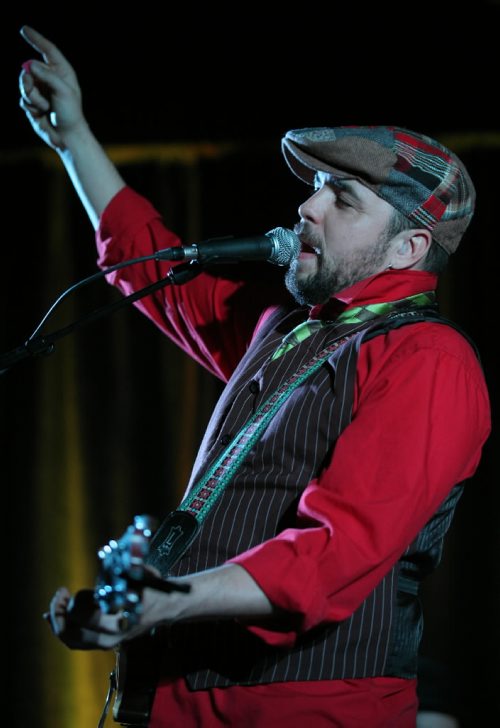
[[19, 26, 125, 229]]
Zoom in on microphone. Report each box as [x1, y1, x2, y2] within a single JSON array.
[[155, 227, 300, 267]]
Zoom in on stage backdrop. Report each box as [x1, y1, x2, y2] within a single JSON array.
[[2, 134, 498, 728]]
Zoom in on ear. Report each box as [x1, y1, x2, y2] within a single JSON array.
[[388, 229, 432, 270]]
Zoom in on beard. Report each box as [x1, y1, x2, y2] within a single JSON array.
[[285, 224, 393, 306]]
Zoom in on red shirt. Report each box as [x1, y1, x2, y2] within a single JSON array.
[[97, 187, 491, 727]]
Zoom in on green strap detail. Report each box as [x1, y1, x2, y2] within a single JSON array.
[[335, 291, 435, 324], [271, 291, 435, 360], [271, 319, 326, 360]]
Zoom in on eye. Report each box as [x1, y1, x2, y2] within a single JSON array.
[[334, 194, 352, 208]]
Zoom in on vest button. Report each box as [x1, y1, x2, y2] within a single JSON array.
[[249, 380, 259, 394]]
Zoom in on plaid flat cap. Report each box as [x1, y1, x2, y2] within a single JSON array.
[[282, 126, 476, 254]]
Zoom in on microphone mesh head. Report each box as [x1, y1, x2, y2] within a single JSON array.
[[266, 227, 300, 266]]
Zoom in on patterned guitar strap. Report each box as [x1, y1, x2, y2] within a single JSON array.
[[146, 290, 436, 576]]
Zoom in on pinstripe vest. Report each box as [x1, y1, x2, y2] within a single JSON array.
[[160, 305, 465, 689]]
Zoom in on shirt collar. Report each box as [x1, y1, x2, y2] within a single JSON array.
[[309, 269, 438, 320]]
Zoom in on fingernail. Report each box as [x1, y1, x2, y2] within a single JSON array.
[[22, 60, 33, 74]]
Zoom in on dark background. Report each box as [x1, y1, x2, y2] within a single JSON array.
[[3, 4, 500, 147], [2, 6, 499, 727]]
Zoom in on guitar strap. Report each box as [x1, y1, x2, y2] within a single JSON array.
[[146, 329, 359, 576], [146, 293, 443, 578]]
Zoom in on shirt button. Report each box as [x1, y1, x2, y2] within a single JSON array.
[[220, 433, 232, 445], [249, 380, 259, 394]]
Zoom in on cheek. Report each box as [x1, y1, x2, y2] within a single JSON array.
[[323, 224, 354, 259], [324, 215, 384, 259]]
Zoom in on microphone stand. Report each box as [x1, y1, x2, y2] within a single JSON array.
[[0, 260, 203, 375]]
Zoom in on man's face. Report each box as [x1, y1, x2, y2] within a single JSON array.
[[285, 172, 397, 305]]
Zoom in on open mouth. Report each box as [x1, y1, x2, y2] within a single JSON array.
[[299, 241, 322, 258]]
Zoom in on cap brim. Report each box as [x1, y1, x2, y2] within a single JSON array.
[[281, 137, 354, 187]]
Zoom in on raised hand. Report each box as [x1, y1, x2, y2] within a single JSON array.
[[17, 25, 127, 227], [19, 26, 86, 151]]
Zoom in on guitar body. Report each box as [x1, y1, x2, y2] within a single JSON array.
[[113, 633, 159, 727]]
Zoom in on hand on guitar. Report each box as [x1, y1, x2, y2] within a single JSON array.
[[46, 575, 189, 650], [45, 515, 191, 651], [44, 513, 276, 652], [46, 585, 125, 650]]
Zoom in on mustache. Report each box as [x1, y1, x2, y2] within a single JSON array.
[[293, 222, 324, 254]]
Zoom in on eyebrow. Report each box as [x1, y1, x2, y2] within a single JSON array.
[[314, 173, 365, 204]]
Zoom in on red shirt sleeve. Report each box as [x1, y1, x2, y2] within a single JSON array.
[[230, 323, 491, 646], [96, 186, 282, 381]]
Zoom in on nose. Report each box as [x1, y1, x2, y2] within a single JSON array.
[[298, 187, 328, 224]]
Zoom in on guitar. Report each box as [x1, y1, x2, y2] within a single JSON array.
[[93, 515, 191, 726]]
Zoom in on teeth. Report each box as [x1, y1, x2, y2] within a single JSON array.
[[300, 240, 322, 256]]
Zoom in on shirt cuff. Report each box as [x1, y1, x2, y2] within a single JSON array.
[[96, 186, 180, 266], [228, 531, 330, 648]]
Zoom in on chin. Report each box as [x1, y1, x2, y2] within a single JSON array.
[[295, 259, 319, 277], [285, 260, 339, 307]]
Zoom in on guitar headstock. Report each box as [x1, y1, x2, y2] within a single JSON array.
[[94, 514, 158, 628]]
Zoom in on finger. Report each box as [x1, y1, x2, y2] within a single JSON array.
[[20, 26, 70, 68], [49, 587, 71, 634], [143, 564, 162, 578], [94, 611, 123, 634], [50, 586, 71, 610], [21, 60, 34, 74], [28, 60, 78, 104], [19, 79, 51, 113], [80, 627, 122, 650], [20, 100, 62, 147], [19, 71, 33, 104], [94, 610, 146, 641], [19, 97, 41, 117], [19, 97, 50, 124]]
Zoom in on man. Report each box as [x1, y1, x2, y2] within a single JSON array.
[[19, 26, 490, 728]]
